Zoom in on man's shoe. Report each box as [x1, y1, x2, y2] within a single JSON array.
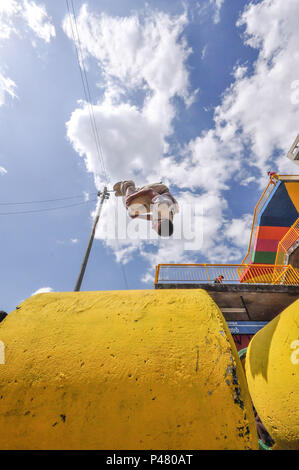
[[113, 181, 122, 196]]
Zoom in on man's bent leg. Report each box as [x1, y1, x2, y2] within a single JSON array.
[[113, 181, 136, 197]]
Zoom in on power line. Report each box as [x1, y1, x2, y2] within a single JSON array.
[[66, 0, 129, 290], [70, 0, 108, 183], [0, 193, 97, 205], [0, 199, 97, 215], [66, 0, 109, 183], [118, 259, 129, 290]]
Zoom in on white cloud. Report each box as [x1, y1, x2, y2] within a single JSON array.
[[180, 0, 299, 193], [160, 129, 242, 193], [223, 214, 252, 249], [63, 6, 191, 102], [0, 0, 55, 42], [31, 286, 53, 296], [83, 191, 90, 202], [70, 238, 79, 244], [210, 0, 225, 24], [0, 0, 21, 39], [0, 0, 20, 15], [201, 44, 208, 60], [239, 175, 255, 187], [22, 0, 55, 43], [64, 6, 195, 188], [0, 70, 16, 172], [214, 0, 299, 184], [0, 71, 17, 106], [0, 2, 55, 106], [233, 65, 248, 80], [189, 0, 299, 195], [67, 99, 167, 187]]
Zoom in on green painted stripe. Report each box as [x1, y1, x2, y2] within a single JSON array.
[[252, 251, 276, 264]]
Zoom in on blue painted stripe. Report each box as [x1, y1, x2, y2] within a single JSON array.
[[257, 181, 281, 227], [227, 321, 268, 335], [260, 182, 298, 227]]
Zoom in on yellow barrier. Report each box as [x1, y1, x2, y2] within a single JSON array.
[[155, 263, 299, 286], [0, 290, 258, 450], [245, 299, 299, 450]]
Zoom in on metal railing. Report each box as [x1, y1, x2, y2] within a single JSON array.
[[155, 263, 299, 286], [275, 218, 299, 265]]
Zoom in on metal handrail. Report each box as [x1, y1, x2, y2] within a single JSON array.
[[275, 218, 299, 265], [155, 263, 299, 286]]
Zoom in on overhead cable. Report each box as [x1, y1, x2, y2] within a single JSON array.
[[0, 193, 97, 205], [66, 0, 129, 290], [0, 199, 97, 215], [66, 0, 109, 183]]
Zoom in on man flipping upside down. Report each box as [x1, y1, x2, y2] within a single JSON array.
[[113, 180, 179, 237]]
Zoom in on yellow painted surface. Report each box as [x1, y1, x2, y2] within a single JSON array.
[[285, 182, 299, 212], [0, 289, 258, 450], [246, 299, 299, 450]]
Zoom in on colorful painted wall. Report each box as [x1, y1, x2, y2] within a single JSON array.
[[252, 181, 299, 264], [241, 177, 299, 283]]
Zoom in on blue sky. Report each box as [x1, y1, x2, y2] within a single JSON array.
[[0, 0, 298, 313]]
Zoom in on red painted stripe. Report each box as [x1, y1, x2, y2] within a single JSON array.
[[255, 238, 280, 252], [255, 226, 289, 240]]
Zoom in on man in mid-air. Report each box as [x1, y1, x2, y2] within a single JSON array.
[[113, 180, 179, 237]]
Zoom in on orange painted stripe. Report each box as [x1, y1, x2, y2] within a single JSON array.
[[255, 226, 289, 240], [285, 182, 299, 212]]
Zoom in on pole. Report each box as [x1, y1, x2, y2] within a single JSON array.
[[74, 186, 109, 292], [240, 295, 252, 321]]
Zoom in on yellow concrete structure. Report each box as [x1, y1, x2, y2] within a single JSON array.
[[0, 289, 258, 450], [245, 299, 299, 450]]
